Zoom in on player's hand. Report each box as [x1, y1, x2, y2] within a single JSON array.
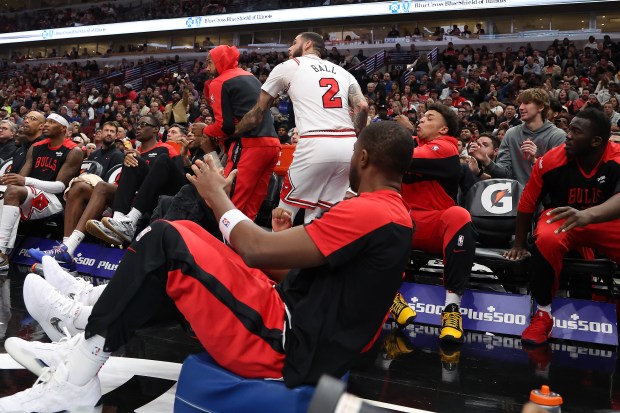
[[503, 246, 530, 260], [545, 207, 592, 233], [124, 150, 139, 167], [520, 139, 537, 164], [271, 208, 293, 232], [1, 173, 25, 186], [187, 157, 237, 208], [191, 123, 207, 137], [465, 156, 480, 175]]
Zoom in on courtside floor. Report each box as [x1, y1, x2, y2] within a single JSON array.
[[0, 267, 617, 413]]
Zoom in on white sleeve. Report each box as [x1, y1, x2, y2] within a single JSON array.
[[261, 60, 294, 98], [24, 177, 66, 194]]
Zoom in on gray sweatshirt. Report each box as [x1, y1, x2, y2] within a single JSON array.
[[486, 120, 566, 185]]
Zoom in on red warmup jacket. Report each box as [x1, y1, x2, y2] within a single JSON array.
[[202, 46, 276, 140]]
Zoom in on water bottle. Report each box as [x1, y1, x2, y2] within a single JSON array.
[[529, 385, 562, 412]]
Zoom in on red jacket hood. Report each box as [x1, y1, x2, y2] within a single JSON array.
[[210, 45, 239, 75]]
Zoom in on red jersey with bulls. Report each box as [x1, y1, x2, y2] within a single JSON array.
[[401, 135, 460, 211], [30, 138, 78, 181], [519, 142, 620, 213]]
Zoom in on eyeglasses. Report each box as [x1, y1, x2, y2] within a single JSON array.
[[139, 121, 156, 127], [23, 115, 41, 122]]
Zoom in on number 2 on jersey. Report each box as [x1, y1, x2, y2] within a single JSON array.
[[319, 78, 343, 109]]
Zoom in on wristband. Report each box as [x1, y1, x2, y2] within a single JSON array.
[[219, 209, 251, 244]]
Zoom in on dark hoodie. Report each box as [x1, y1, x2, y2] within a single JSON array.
[[203, 45, 277, 139]]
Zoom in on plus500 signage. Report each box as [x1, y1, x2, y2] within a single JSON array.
[[12, 236, 124, 280], [399, 283, 617, 346]]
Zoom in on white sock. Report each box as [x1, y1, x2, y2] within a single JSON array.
[[0, 205, 20, 253], [62, 237, 69, 244], [445, 291, 461, 307], [66, 334, 110, 386], [64, 230, 85, 256], [537, 304, 552, 314], [124, 207, 142, 224], [87, 285, 107, 306], [73, 305, 92, 330], [112, 211, 126, 220]]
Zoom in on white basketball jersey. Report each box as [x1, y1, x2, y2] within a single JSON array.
[[262, 54, 358, 136]]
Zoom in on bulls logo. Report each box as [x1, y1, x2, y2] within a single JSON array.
[[480, 182, 513, 214]]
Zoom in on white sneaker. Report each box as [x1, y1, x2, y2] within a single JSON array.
[[23, 274, 84, 342], [5, 333, 84, 377], [41, 256, 94, 305], [102, 217, 136, 243], [0, 363, 100, 412], [85, 219, 124, 245]]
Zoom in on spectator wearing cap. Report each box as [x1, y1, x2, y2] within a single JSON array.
[[0, 106, 10, 120], [124, 83, 138, 102], [450, 88, 466, 107], [0, 120, 18, 161]]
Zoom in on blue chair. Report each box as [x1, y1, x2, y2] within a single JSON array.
[[174, 353, 315, 413]]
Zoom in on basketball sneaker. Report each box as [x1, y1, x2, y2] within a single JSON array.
[[5, 333, 84, 377], [390, 292, 417, 328], [23, 273, 85, 342], [439, 303, 464, 344], [0, 362, 101, 412], [85, 219, 124, 245], [521, 310, 553, 345], [102, 216, 136, 243], [28, 243, 75, 270], [39, 256, 94, 305]]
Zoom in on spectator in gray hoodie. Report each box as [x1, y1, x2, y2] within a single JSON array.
[[469, 88, 565, 185]]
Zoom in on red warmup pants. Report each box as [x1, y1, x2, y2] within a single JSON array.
[[532, 210, 620, 303], [86, 220, 286, 379], [225, 137, 280, 221], [410, 206, 476, 295]]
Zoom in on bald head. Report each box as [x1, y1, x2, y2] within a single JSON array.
[[22, 111, 45, 140]]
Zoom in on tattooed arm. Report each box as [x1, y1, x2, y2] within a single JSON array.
[[349, 82, 369, 135], [234, 90, 274, 136]]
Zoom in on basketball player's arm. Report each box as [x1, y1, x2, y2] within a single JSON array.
[[546, 193, 620, 233], [187, 158, 326, 272], [234, 91, 274, 136], [53, 147, 85, 188], [503, 211, 533, 260], [349, 83, 369, 135]]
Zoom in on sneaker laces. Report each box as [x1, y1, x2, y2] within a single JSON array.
[[47, 289, 76, 318], [390, 294, 408, 315], [442, 311, 461, 329]]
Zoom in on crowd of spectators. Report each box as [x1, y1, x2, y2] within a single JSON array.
[[0, 0, 372, 34], [2, 35, 620, 165]]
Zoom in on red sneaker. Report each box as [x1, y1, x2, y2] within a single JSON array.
[[522, 310, 553, 345]]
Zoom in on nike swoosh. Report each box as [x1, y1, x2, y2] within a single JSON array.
[[50, 317, 65, 336]]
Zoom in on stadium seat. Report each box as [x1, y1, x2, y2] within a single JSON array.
[[0, 158, 13, 175], [80, 160, 104, 177], [174, 352, 315, 413], [103, 164, 122, 184]]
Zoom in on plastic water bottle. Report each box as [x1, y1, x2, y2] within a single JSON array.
[[529, 385, 562, 412]]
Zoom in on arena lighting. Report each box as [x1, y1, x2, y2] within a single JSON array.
[[0, 0, 609, 45]]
